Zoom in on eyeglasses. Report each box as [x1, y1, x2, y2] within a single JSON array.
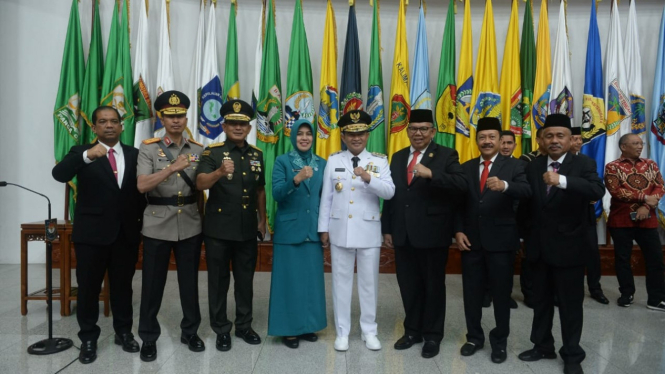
[[407, 126, 434, 134]]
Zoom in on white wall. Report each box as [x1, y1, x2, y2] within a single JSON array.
[[1, 0, 663, 263]]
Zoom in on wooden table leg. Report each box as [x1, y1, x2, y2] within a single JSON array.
[[20, 231, 27, 316]]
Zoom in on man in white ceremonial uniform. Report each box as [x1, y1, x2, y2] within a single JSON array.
[[318, 110, 396, 352]]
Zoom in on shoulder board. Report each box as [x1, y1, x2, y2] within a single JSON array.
[[371, 152, 387, 159], [330, 150, 343, 157], [208, 142, 225, 148], [142, 137, 161, 145], [249, 144, 262, 152], [187, 138, 203, 147]]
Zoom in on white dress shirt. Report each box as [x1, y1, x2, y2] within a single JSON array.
[[407, 143, 430, 165], [83, 141, 125, 187]]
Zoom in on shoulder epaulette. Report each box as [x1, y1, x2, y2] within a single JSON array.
[[330, 150, 343, 157], [249, 144, 262, 152], [371, 152, 387, 159], [187, 138, 204, 147], [208, 142, 225, 148], [142, 137, 161, 145]]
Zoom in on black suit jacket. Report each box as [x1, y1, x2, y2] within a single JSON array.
[[455, 154, 531, 252], [523, 153, 605, 267], [382, 142, 467, 249], [52, 143, 144, 246]]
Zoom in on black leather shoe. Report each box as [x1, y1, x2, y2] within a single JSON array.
[[216, 333, 232, 352], [282, 337, 299, 349], [78, 341, 97, 364], [181, 334, 205, 352], [564, 363, 584, 374], [114, 333, 140, 353], [590, 291, 609, 305], [235, 328, 261, 345], [483, 293, 492, 308], [298, 333, 318, 342], [510, 298, 518, 309], [140, 341, 157, 362], [394, 335, 423, 350], [421, 341, 440, 358], [518, 348, 557, 362], [491, 349, 507, 363], [460, 342, 483, 356]]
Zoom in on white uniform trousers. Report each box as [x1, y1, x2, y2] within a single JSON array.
[[330, 244, 380, 337]]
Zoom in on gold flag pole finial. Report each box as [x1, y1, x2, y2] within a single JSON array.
[[166, 0, 171, 40], [349, 0, 354, 6]]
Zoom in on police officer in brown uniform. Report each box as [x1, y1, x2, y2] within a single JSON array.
[[136, 91, 205, 361], [196, 100, 267, 352]]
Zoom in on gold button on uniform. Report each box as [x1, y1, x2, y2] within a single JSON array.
[[177, 173, 181, 177], [351, 187, 355, 191], [350, 200, 354, 204], [348, 214, 352, 218], [218, 209, 222, 212], [243, 172, 247, 176], [178, 210, 182, 214], [241, 157, 244, 160], [352, 176, 356, 179], [243, 189, 247, 193]]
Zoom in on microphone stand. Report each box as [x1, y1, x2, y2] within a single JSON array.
[[0, 182, 73, 355]]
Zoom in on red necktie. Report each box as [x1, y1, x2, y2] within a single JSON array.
[[108, 149, 118, 181], [480, 160, 491, 192], [407, 151, 421, 185]]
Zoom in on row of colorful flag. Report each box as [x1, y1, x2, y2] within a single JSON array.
[[53, 0, 665, 228]]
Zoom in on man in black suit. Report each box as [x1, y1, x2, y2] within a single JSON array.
[[517, 114, 605, 374], [455, 118, 531, 364], [382, 109, 467, 359], [52, 106, 145, 364]]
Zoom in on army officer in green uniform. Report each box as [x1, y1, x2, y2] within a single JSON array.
[[136, 91, 206, 361], [196, 99, 267, 352]]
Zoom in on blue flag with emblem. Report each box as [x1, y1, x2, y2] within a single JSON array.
[[340, 3, 363, 115], [198, 2, 225, 145], [410, 4, 431, 111], [581, 0, 606, 220], [649, 5, 665, 227]]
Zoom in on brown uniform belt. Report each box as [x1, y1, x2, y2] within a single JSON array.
[[148, 195, 197, 206]]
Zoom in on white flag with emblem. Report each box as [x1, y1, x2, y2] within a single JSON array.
[[197, 1, 225, 146], [132, 0, 152, 147], [549, 0, 573, 119], [625, 0, 646, 158], [153, 0, 176, 138], [186, 0, 206, 143]]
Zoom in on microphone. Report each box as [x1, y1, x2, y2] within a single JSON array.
[[0, 182, 73, 355]]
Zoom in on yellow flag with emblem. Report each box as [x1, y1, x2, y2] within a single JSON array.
[[387, 0, 410, 163]]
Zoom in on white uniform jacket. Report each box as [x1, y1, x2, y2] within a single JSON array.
[[318, 149, 395, 249]]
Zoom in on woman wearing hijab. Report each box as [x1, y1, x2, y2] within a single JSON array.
[[268, 119, 327, 348]]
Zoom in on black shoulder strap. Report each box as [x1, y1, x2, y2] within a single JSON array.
[[157, 141, 197, 191]]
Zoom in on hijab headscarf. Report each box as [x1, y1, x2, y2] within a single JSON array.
[[289, 119, 318, 171]]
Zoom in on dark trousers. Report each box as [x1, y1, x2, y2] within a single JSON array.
[[138, 234, 203, 342], [394, 242, 448, 343], [205, 236, 258, 335], [586, 226, 602, 292], [462, 249, 514, 350], [74, 235, 138, 343], [520, 239, 534, 303], [610, 227, 665, 304], [530, 259, 586, 364]]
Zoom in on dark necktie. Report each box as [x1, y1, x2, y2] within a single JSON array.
[[352, 156, 360, 168], [547, 161, 561, 194], [407, 151, 421, 185], [480, 160, 491, 192], [108, 149, 118, 181]]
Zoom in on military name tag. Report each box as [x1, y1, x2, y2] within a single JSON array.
[[335, 168, 345, 172], [335, 182, 343, 192]]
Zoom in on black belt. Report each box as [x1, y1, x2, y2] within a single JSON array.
[[148, 195, 196, 206]]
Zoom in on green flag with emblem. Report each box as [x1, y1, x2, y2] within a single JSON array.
[[284, 0, 314, 155], [520, 0, 536, 154], [100, 0, 134, 145], [81, 0, 103, 144], [53, 0, 84, 220], [434, 0, 456, 148], [224, 1, 240, 101], [366, 0, 385, 154], [256, 0, 282, 233]]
